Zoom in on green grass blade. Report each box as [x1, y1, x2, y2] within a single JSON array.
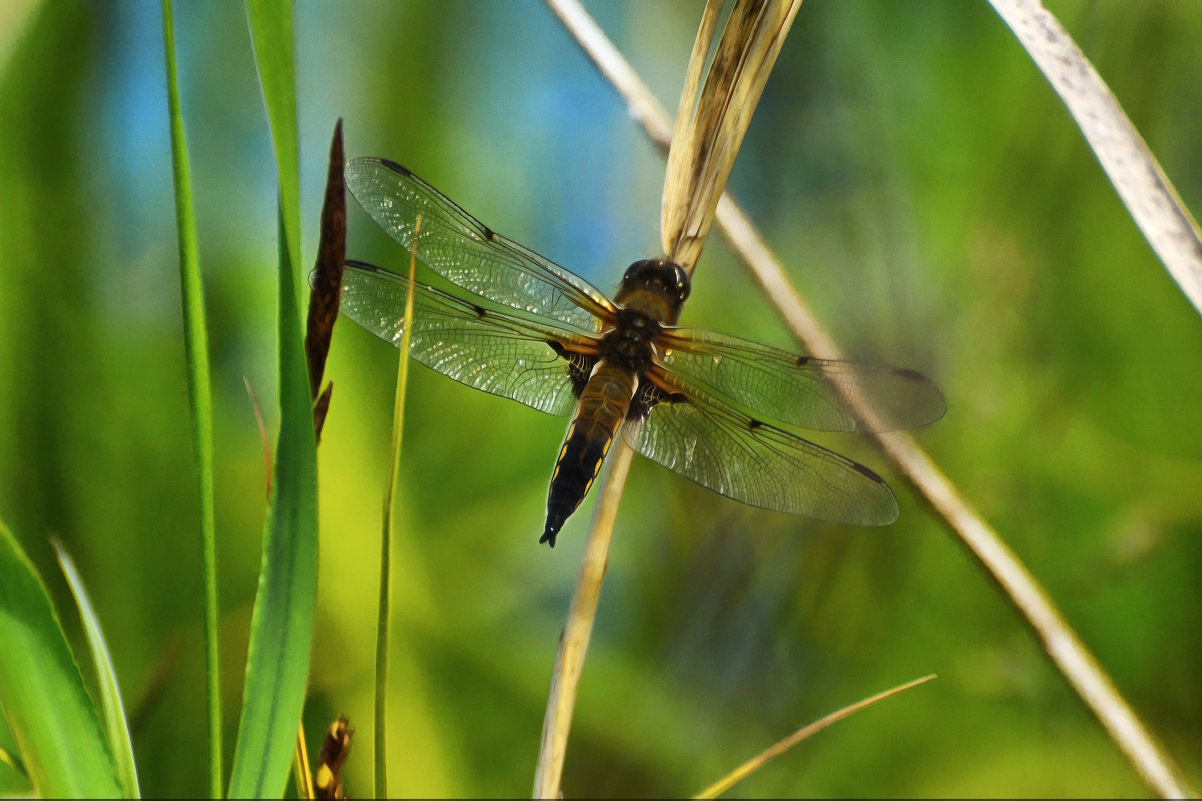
[[0, 521, 122, 798], [245, 0, 302, 298], [229, 3, 317, 794], [53, 542, 141, 799], [373, 215, 423, 797], [160, 1, 222, 795], [228, 212, 318, 799]]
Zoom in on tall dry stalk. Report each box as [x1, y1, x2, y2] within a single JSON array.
[[546, 0, 1195, 797], [534, 2, 803, 797]]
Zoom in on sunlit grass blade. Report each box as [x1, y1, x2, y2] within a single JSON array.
[[375, 214, 423, 798], [245, 0, 302, 298], [160, 0, 222, 794], [693, 675, 936, 798], [52, 541, 141, 799], [0, 521, 122, 798], [228, 0, 318, 795], [293, 725, 314, 800]]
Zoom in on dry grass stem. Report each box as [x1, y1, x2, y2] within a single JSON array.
[[693, 674, 937, 799], [244, 375, 273, 497], [667, 0, 721, 199], [662, 0, 802, 273], [533, 440, 637, 799], [663, 0, 721, 268], [990, 0, 1202, 317], [548, 0, 1195, 797], [545, 0, 673, 147], [536, 2, 800, 796]]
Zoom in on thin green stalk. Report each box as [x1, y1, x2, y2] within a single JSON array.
[[160, 1, 221, 795], [375, 215, 423, 798]]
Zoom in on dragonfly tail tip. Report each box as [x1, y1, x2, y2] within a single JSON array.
[[539, 518, 561, 548]]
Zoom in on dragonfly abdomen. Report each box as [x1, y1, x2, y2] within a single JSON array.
[[540, 361, 637, 547]]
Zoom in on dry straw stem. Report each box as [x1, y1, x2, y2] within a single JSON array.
[[663, 0, 801, 274], [694, 674, 936, 799], [990, 0, 1202, 317], [533, 440, 637, 798], [534, 3, 800, 798], [547, 0, 1195, 797]]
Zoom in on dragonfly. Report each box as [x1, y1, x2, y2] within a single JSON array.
[[340, 158, 945, 547]]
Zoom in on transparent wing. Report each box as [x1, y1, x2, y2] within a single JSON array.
[[658, 328, 946, 433], [341, 260, 598, 416], [624, 368, 898, 525], [345, 158, 617, 333]]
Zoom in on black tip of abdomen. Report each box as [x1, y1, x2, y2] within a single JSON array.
[[543, 507, 564, 546]]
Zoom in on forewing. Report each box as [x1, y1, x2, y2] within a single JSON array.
[[341, 260, 596, 416], [624, 371, 898, 525], [345, 158, 616, 333], [658, 329, 946, 433]]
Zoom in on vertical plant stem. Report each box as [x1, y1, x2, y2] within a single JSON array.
[[533, 439, 637, 799], [293, 723, 314, 799], [375, 215, 423, 798], [548, 0, 1194, 797], [160, 1, 221, 795]]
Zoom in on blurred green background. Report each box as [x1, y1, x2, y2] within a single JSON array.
[[1, 0, 1200, 796]]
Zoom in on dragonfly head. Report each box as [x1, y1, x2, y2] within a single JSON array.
[[615, 258, 691, 324]]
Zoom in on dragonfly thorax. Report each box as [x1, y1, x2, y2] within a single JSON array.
[[599, 308, 661, 374]]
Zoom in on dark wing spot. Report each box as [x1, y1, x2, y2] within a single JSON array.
[[471, 303, 487, 319], [378, 158, 412, 177], [892, 367, 925, 381], [851, 461, 887, 484], [480, 224, 496, 241], [748, 418, 764, 431], [795, 355, 812, 366]]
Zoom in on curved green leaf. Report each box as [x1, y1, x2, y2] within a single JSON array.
[[228, 0, 318, 797], [0, 522, 122, 798], [54, 542, 140, 798]]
